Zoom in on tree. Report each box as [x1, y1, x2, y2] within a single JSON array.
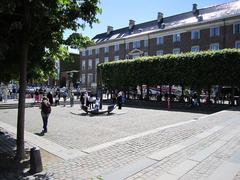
[[0, 0, 101, 160]]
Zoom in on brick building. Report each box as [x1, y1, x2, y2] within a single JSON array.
[[79, 1, 240, 90]]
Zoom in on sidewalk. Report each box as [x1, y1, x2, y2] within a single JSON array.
[[0, 106, 240, 179]]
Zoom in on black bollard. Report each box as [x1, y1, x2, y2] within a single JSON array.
[[30, 147, 43, 174]]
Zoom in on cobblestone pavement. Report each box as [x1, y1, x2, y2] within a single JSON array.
[[0, 104, 240, 179], [0, 105, 204, 149]]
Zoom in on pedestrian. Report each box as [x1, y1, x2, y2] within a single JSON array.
[[80, 92, 84, 106], [63, 90, 68, 107], [40, 97, 51, 133], [47, 91, 53, 105], [54, 91, 60, 106], [117, 91, 123, 109], [70, 92, 74, 107]]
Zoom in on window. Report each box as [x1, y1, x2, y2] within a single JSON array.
[[88, 49, 92, 55], [133, 41, 140, 48], [81, 74, 86, 83], [157, 36, 164, 45], [95, 58, 99, 68], [82, 50, 86, 56], [144, 39, 148, 47], [191, 46, 200, 52], [82, 60, 86, 70], [114, 44, 119, 51], [114, 56, 119, 61], [125, 43, 129, 50], [87, 73, 93, 84], [88, 59, 92, 69], [156, 50, 163, 56], [234, 23, 240, 34], [104, 47, 109, 53], [104, 57, 109, 63], [173, 34, 181, 43], [235, 41, 240, 48], [173, 48, 181, 54], [95, 48, 99, 54], [210, 43, 219, 50], [191, 30, 200, 40], [210, 27, 220, 37]]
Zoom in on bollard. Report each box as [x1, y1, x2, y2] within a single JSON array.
[[30, 147, 43, 174]]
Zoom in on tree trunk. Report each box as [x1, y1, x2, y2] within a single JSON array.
[[16, 0, 30, 160]]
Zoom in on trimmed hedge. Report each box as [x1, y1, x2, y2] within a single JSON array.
[[97, 49, 240, 89]]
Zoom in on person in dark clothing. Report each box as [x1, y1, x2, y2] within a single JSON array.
[[47, 92, 53, 105], [40, 97, 51, 133], [80, 92, 84, 106], [117, 91, 123, 109]]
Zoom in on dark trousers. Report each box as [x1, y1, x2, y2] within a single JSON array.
[[41, 112, 50, 131]]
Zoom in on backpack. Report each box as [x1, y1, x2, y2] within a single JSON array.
[[41, 101, 51, 114]]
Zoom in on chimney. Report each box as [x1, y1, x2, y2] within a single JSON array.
[[192, 3, 199, 16], [107, 26, 113, 35], [129, 19, 135, 30], [157, 12, 164, 23]]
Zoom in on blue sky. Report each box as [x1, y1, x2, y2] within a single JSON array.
[[64, 0, 234, 39]]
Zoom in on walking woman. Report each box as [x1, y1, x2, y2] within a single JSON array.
[[40, 97, 51, 133]]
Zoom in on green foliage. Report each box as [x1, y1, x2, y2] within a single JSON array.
[[64, 32, 95, 49], [0, 0, 101, 82], [98, 49, 240, 89]]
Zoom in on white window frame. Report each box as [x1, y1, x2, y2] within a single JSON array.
[[191, 46, 200, 52], [125, 43, 129, 50], [81, 74, 86, 83], [156, 50, 164, 56], [104, 47, 109, 53], [87, 73, 93, 84], [191, 30, 200, 40], [114, 44, 119, 51], [173, 33, 181, 43], [157, 36, 164, 45], [235, 41, 240, 48], [210, 27, 220, 37], [82, 60, 86, 70], [104, 57, 109, 63], [88, 49, 92, 55], [95, 48, 99, 54], [210, 43, 219, 50], [234, 23, 240, 34], [88, 59, 92, 70], [173, 48, 181, 54], [144, 39, 148, 47], [95, 58, 99, 68], [81, 50, 86, 56], [133, 41, 140, 49]]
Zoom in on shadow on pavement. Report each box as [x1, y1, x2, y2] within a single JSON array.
[[102, 100, 234, 114], [34, 132, 45, 136], [0, 129, 29, 179]]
